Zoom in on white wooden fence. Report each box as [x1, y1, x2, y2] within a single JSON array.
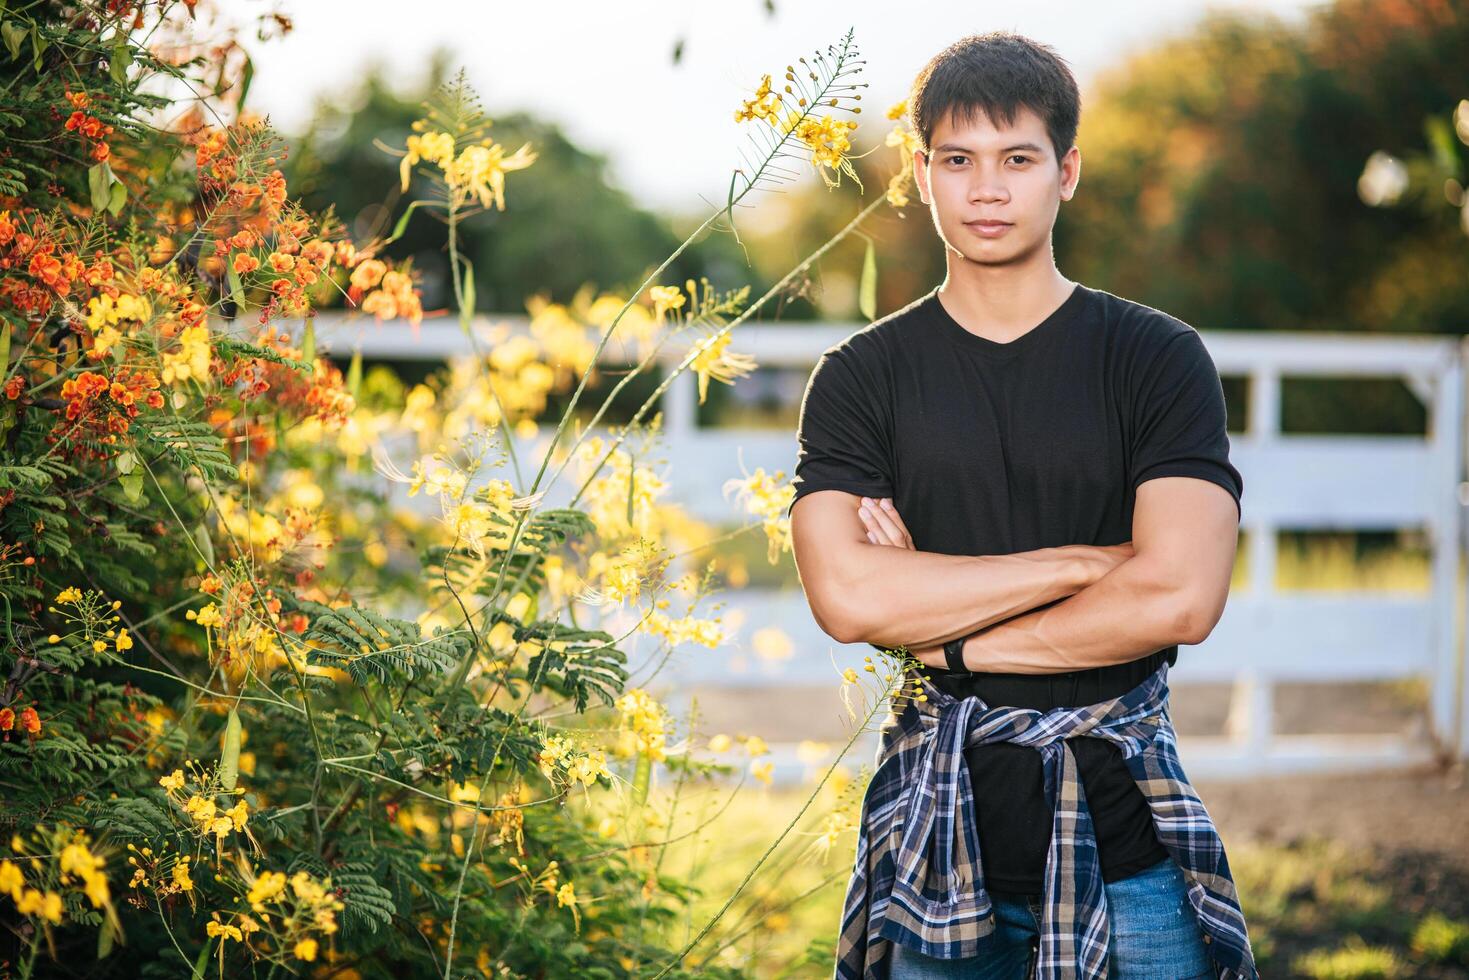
[[297, 313, 1469, 779]]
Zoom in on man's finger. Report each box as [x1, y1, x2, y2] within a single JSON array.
[[857, 506, 897, 547], [862, 498, 906, 547], [879, 499, 915, 549]]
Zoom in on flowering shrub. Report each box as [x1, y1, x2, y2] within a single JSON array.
[[0, 4, 922, 977]]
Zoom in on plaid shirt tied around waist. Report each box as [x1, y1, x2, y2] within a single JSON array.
[[834, 660, 1258, 980]]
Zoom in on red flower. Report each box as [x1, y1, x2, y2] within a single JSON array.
[[0, 707, 13, 731], [19, 706, 39, 735]]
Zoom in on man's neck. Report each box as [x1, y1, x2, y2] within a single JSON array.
[[936, 260, 1076, 344]]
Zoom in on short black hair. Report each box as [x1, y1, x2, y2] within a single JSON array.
[[908, 32, 1080, 165]]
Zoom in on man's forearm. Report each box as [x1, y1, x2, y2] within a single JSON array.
[[959, 552, 1200, 674], [832, 543, 1100, 649]]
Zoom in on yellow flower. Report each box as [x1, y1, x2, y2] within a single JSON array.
[[743, 735, 769, 758], [172, 857, 194, 892], [246, 869, 286, 910], [649, 284, 685, 322], [751, 759, 775, 785], [54, 587, 82, 604], [226, 800, 249, 831], [159, 769, 185, 791], [187, 603, 222, 629], [0, 860, 24, 901], [706, 733, 732, 753], [690, 333, 757, 405], [615, 688, 669, 762], [399, 130, 456, 191], [160, 324, 211, 386], [206, 919, 243, 942], [115, 628, 133, 653], [446, 141, 538, 211], [294, 938, 319, 961]]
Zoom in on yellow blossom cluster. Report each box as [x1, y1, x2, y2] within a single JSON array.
[[206, 861, 341, 964], [158, 767, 250, 857], [734, 74, 783, 123], [398, 123, 537, 212], [58, 833, 110, 908], [506, 856, 581, 932], [883, 99, 922, 207], [583, 538, 669, 606], [537, 733, 612, 790], [689, 332, 758, 406], [571, 433, 668, 539], [84, 293, 152, 360], [160, 323, 211, 386], [48, 587, 127, 656], [723, 466, 797, 563], [4, 827, 117, 928], [780, 111, 860, 185], [614, 687, 669, 761], [640, 607, 724, 649]]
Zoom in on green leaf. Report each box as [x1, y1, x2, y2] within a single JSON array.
[[237, 51, 254, 108], [119, 469, 143, 503], [301, 603, 469, 685], [87, 162, 111, 213], [106, 177, 126, 216], [194, 520, 214, 568], [346, 348, 362, 399], [1, 22, 24, 61], [458, 257, 475, 335], [115, 450, 135, 476], [108, 41, 131, 85], [632, 754, 651, 807], [29, 24, 44, 71], [226, 262, 245, 310], [301, 318, 315, 364], [0, 320, 11, 375], [219, 709, 241, 791], [858, 239, 877, 321], [387, 200, 425, 243], [97, 909, 117, 958]]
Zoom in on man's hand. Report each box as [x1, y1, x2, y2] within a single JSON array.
[[855, 496, 949, 669]]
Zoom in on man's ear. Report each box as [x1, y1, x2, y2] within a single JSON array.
[[1060, 146, 1081, 202], [914, 150, 929, 205]]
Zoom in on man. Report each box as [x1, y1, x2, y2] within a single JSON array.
[[787, 33, 1256, 980]]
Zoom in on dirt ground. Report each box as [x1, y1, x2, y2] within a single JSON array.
[[1195, 763, 1468, 865]]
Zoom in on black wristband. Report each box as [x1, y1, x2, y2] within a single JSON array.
[[943, 635, 969, 674]]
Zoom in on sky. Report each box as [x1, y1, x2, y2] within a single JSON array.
[[244, 0, 1330, 216]]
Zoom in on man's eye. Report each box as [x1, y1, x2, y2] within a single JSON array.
[[1009, 155, 1031, 165], [946, 155, 967, 165]]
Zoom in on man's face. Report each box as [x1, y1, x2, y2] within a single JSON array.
[[914, 105, 1079, 268]]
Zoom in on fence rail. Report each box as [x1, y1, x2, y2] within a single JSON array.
[[290, 312, 1469, 778]]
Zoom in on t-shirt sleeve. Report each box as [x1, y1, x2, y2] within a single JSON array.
[[1128, 327, 1243, 520], [786, 345, 895, 518]]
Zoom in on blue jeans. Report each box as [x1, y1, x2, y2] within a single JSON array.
[[886, 858, 1214, 979]]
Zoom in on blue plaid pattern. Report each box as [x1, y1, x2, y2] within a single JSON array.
[[834, 660, 1258, 979]]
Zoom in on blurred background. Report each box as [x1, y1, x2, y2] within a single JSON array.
[[251, 1, 1469, 975]]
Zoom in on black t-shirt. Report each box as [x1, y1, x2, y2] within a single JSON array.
[[787, 281, 1242, 894]]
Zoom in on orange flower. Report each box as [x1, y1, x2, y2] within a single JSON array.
[[267, 252, 294, 272], [349, 259, 386, 293], [19, 707, 39, 735], [0, 708, 13, 731], [232, 253, 260, 275]]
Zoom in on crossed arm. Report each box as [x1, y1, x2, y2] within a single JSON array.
[[789, 477, 1240, 675]]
